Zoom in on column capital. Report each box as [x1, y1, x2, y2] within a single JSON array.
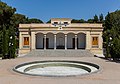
[[44, 34, 46, 37], [54, 34, 56, 37], [65, 34, 67, 37], [75, 34, 77, 37]]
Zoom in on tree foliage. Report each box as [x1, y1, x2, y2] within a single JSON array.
[[71, 19, 86, 23], [99, 13, 104, 22], [103, 10, 120, 60], [87, 19, 94, 23], [93, 14, 99, 23], [71, 14, 104, 23], [0, 1, 44, 59], [0, 2, 16, 59], [26, 18, 43, 23]]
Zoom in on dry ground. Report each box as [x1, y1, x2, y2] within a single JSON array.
[[0, 56, 120, 84]]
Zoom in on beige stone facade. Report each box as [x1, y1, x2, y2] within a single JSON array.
[[19, 18, 103, 55]]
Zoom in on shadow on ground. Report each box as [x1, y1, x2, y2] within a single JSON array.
[[94, 55, 120, 63]]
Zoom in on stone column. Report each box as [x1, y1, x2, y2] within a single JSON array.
[[31, 32, 36, 50], [19, 32, 22, 49], [75, 35, 77, 50], [99, 32, 103, 49], [65, 34, 67, 50], [86, 31, 91, 49], [44, 34, 46, 50], [54, 34, 56, 50]]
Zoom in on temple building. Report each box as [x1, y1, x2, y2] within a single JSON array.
[[19, 18, 103, 55]]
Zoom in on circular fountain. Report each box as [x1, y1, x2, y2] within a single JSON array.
[[13, 60, 100, 77]]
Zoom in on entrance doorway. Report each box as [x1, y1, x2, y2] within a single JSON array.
[[56, 33, 65, 49], [77, 33, 86, 49], [46, 33, 54, 49], [36, 33, 44, 49], [67, 33, 75, 49]]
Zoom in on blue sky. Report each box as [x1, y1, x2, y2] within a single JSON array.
[[1, 0, 120, 22]]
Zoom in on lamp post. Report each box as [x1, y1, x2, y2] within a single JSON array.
[[9, 36, 13, 58], [109, 37, 112, 41], [108, 37, 113, 47]]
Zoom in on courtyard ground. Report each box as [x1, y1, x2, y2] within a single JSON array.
[[0, 56, 120, 84]]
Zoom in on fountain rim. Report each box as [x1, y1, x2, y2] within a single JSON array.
[[13, 60, 101, 77]]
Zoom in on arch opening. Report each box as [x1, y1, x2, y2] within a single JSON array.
[[67, 33, 75, 49], [56, 33, 65, 49], [77, 33, 86, 49], [36, 33, 44, 49], [46, 33, 54, 49]]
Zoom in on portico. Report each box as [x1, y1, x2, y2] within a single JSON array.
[[19, 18, 103, 55], [35, 32, 86, 50]]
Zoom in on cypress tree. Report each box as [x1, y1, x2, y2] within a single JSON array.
[[99, 13, 104, 22], [103, 12, 112, 58], [0, 1, 16, 59], [103, 10, 120, 60], [2, 25, 8, 59], [8, 26, 17, 58], [94, 14, 99, 23]]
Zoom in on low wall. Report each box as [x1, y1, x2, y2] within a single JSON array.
[[19, 49, 30, 54], [90, 49, 103, 55]]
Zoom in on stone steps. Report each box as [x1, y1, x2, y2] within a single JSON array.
[[25, 50, 94, 57]]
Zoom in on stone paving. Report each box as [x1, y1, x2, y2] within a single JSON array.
[[0, 51, 120, 84]]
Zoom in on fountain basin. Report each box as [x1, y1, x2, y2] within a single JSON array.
[[13, 60, 100, 77]]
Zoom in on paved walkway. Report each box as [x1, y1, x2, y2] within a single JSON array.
[[0, 55, 120, 84]]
